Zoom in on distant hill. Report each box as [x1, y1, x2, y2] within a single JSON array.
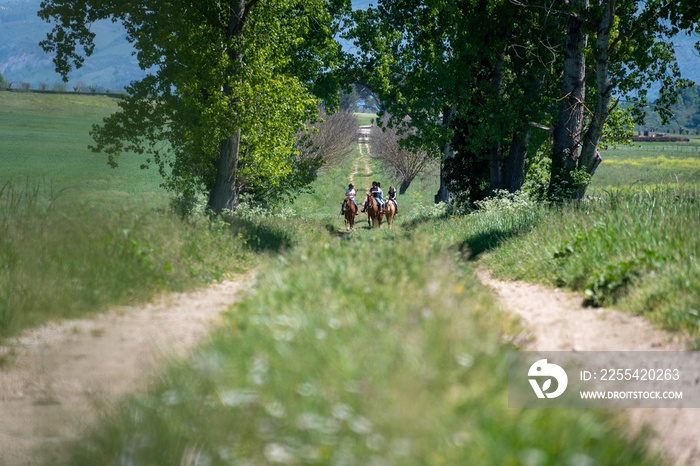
[[1, 0, 698, 93], [671, 32, 700, 87], [0, 0, 144, 91]]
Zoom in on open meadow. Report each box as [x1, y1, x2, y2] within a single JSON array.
[[0, 91, 166, 209], [3, 91, 700, 464], [589, 137, 700, 192]]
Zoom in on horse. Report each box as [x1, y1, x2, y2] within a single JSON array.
[[365, 191, 384, 228], [384, 199, 396, 229], [343, 196, 357, 231]]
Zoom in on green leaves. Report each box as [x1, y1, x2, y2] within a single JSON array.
[[583, 249, 664, 307], [39, 0, 351, 211]]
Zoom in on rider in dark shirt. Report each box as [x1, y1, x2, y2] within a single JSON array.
[[371, 181, 384, 213], [388, 185, 397, 213], [362, 181, 384, 213]]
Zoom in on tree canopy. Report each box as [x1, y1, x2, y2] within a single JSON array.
[[349, 0, 697, 204], [39, 0, 351, 212], [38, 0, 698, 209]]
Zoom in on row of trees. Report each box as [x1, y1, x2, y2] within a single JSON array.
[[37, 0, 700, 212], [0, 81, 116, 93], [350, 0, 699, 204]]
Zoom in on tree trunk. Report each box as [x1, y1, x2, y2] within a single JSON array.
[[574, 0, 614, 199], [502, 67, 545, 194], [399, 177, 413, 195], [208, 130, 242, 213], [489, 53, 506, 195], [207, 0, 248, 214], [548, 0, 588, 198], [502, 127, 530, 193], [435, 105, 456, 203]]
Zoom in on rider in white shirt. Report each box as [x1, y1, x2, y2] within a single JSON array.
[[341, 183, 358, 214]]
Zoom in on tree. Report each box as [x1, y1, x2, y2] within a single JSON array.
[[351, 0, 695, 204], [296, 109, 357, 169], [39, 0, 350, 213], [547, 0, 693, 200], [370, 116, 436, 194], [0, 77, 10, 90], [660, 1, 700, 37], [350, 0, 558, 206]]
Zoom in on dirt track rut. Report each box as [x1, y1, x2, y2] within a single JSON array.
[[0, 276, 251, 466], [478, 270, 700, 465]]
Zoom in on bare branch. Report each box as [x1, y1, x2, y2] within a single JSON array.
[[295, 110, 357, 168], [370, 115, 437, 193]]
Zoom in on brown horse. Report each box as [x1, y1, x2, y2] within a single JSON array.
[[343, 196, 357, 231], [365, 191, 384, 228], [384, 199, 396, 229]]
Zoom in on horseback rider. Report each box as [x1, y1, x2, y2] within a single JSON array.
[[374, 182, 385, 213], [387, 185, 398, 213], [341, 183, 358, 214], [362, 180, 385, 213]]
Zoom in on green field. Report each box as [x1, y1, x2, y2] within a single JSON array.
[[5, 91, 700, 464], [353, 112, 376, 126], [589, 138, 700, 192], [0, 91, 166, 210]]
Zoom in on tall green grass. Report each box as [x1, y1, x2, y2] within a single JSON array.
[[409, 191, 547, 259], [469, 189, 700, 344], [0, 182, 253, 338], [51, 235, 661, 465]]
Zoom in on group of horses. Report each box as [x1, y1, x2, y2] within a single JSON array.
[[343, 191, 396, 231]]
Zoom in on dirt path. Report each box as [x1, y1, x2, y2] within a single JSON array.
[[478, 270, 700, 465], [351, 125, 372, 184], [3, 217, 697, 466], [0, 275, 252, 466]]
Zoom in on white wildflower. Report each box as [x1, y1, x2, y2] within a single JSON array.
[[349, 416, 373, 434], [264, 443, 293, 464], [219, 389, 258, 407], [331, 403, 353, 421]]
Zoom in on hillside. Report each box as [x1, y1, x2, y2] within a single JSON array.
[[0, 0, 144, 91]]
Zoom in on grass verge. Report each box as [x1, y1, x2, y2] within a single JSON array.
[[0, 183, 246, 338], [425, 188, 700, 346]]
